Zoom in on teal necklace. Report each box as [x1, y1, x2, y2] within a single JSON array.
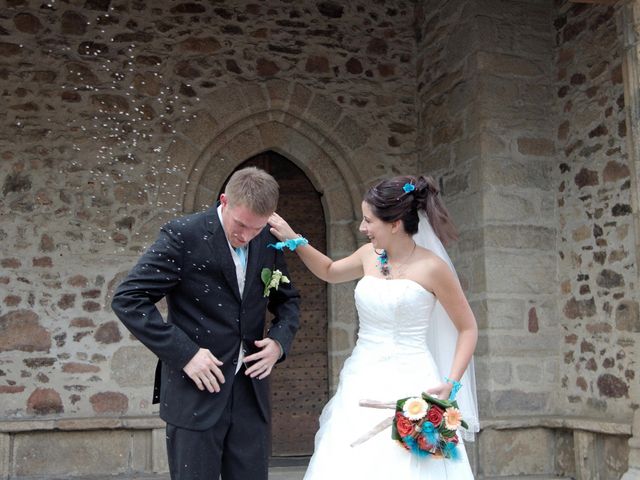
[[376, 250, 390, 276], [376, 243, 417, 278]]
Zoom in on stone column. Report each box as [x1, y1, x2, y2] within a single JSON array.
[[574, 430, 599, 480], [0, 433, 9, 480], [624, 411, 640, 480], [151, 427, 169, 474], [620, 1, 640, 479]]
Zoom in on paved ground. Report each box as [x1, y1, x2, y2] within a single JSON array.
[[43, 458, 309, 480]]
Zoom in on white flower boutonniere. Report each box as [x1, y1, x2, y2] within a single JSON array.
[[261, 268, 290, 297]]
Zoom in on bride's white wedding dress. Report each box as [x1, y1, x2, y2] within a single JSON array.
[[303, 275, 474, 479]]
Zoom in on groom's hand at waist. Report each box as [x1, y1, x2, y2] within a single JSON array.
[[243, 338, 281, 380], [183, 348, 225, 393]]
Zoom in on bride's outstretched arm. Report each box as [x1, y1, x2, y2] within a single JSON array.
[[269, 212, 364, 284]]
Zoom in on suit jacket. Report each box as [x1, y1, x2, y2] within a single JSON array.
[[111, 206, 300, 430]]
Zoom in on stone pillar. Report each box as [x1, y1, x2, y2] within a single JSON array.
[[151, 427, 169, 474], [620, 1, 640, 478], [574, 430, 599, 480], [623, 410, 640, 479], [416, 0, 559, 425], [0, 433, 9, 480]]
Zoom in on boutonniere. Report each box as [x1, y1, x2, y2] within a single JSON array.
[[261, 268, 290, 297]]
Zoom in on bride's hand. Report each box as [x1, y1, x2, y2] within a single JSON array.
[[425, 381, 453, 400], [268, 212, 298, 241]]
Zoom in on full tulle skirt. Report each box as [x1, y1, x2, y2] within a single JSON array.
[[303, 344, 474, 479]]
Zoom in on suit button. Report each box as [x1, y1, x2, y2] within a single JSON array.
[[232, 359, 238, 365]]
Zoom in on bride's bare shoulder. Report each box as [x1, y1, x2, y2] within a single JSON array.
[[414, 246, 446, 265]]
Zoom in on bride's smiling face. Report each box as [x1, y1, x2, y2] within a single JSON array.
[[359, 201, 393, 248]]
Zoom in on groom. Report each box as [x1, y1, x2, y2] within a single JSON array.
[[111, 166, 300, 480]]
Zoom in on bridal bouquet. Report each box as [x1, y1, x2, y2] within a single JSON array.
[[354, 392, 467, 460], [392, 393, 467, 459]]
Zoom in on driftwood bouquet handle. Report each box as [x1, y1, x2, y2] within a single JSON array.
[[350, 400, 396, 447]]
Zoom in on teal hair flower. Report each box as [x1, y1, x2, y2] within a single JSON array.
[[402, 183, 415, 193]]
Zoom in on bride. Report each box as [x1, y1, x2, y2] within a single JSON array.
[[269, 175, 479, 478]]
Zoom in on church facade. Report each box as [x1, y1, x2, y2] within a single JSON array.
[[1, 0, 639, 478]]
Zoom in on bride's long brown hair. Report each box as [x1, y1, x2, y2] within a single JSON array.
[[363, 175, 458, 246]]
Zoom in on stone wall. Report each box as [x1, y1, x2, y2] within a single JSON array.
[[555, 1, 637, 421], [415, 1, 636, 477], [1, 0, 639, 478], [0, 0, 417, 423]]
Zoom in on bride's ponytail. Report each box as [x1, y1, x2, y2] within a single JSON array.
[[414, 176, 458, 246]]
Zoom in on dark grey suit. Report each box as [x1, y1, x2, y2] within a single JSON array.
[[112, 206, 300, 479]]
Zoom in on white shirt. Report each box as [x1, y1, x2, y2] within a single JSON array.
[[217, 205, 248, 374]]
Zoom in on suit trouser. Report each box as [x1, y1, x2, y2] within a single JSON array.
[[165, 370, 269, 480]]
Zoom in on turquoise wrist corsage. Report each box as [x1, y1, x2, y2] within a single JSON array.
[[445, 377, 462, 401], [268, 236, 309, 251]]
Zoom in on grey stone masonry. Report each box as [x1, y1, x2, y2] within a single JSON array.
[[0, 0, 639, 479]]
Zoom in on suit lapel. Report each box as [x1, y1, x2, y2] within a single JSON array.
[[205, 207, 242, 302]]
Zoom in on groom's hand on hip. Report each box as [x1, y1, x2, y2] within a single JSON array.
[[183, 348, 225, 393], [243, 338, 281, 380]]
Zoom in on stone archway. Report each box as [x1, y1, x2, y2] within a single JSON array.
[[146, 80, 372, 391]]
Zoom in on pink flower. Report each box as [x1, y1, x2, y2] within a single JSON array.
[[444, 407, 462, 430]]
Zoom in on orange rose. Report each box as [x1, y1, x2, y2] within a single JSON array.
[[417, 435, 434, 451], [426, 405, 444, 426], [395, 412, 414, 437]]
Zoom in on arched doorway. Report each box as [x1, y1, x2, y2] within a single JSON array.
[[220, 151, 329, 456]]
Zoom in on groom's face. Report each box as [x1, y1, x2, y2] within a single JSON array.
[[220, 194, 270, 248]]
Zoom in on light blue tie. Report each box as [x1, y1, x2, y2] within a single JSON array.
[[234, 247, 246, 269]]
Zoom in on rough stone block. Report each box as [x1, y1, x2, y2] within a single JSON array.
[[112, 345, 157, 387], [180, 111, 219, 150], [479, 428, 555, 476], [484, 251, 556, 295], [516, 363, 543, 383], [476, 51, 545, 77], [202, 86, 249, 124], [0, 433, 8, 480], [12, 430, 131, 477], [334, 115, 369, 150], [484, 298, 525, 329], [492, 390, 549, 414], [483, 190, 537, 223], [219, 127, 264, 164], [131, 429, 151, 472], [323, 185, 357, 226], [476, 358, 512, 385], [489, 333, 560, 358], [152, 427, 169, 473], [288, 83, 313, 116], [306, 94, 343, 131], [574, 430, 597, 480], [556, 429, 576, 477], [164, 137, 200, 176], [484, 225, 555, 251], [602, 433, 629, 479], [484, 157, 553, 189]]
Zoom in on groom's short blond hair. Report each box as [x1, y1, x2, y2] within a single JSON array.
[[224, 166, 279, 216]]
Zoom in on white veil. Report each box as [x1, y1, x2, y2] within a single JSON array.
[[414, 210, 480, 441]]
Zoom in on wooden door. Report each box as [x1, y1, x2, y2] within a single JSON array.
[[222, 151, 328, 456]]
